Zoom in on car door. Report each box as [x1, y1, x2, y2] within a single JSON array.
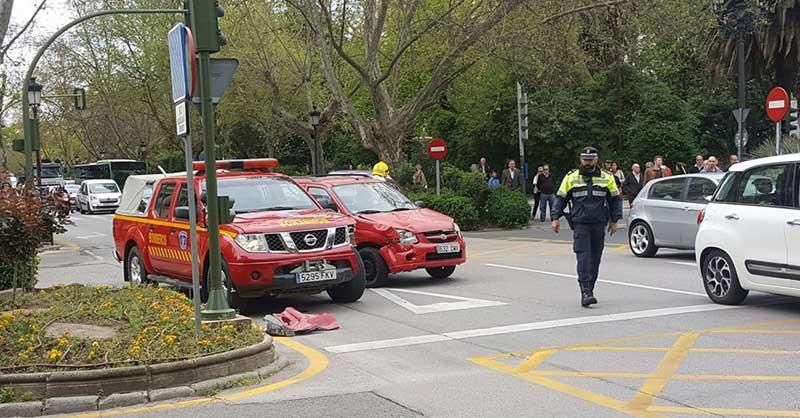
[[726, 163, 796, 289], [682, 177, 718, 247], [147, 181, 177, 275], [78, 183, 87, 209], [645, 178, 688, 247], [161, 183, 195, 279], [784, 164, 800, 286], [308, 186, 339, 212]]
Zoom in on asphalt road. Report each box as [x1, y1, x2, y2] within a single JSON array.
[[43, 212, 800, 418]]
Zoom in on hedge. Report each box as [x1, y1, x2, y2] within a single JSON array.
[[0, 256, 39, 291], [487, 187, 531, 228], [409, 192, 479, 231]]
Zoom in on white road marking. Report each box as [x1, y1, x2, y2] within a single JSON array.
[[75, 232, 107, 240], [662, 260, 697, 268], [82, 249, 104, 261], [485, 264, 706, 297], [324, 304, 743, 353], [371, 288, 507, 314]]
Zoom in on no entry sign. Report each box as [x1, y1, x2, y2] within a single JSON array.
[[427, 138, 447, 160], [766, 87, 790, 123]]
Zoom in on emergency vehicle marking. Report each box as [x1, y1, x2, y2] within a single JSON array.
[[149, 246, 191, 261], [148, 232, 167, 246], [114, 214, 237, 237], [280, 218, 330, 227]]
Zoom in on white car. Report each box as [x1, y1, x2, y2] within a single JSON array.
[[77, 179, 121, 214], [695, 154, 800, 305]]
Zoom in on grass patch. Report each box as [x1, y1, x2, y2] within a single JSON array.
[[0, 285, 263, 374]]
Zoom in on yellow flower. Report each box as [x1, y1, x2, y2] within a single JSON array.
[[87, 351, 96, 360], [48, 349, 63, 362], [57, 336, 69, 348], [164, 335, 177, 345], [198, 339, 211, 347], [214, 336, 224, 343], [160, 315, 171, 322], [18, 352, 29, 362], [91, 341, 100, 348]]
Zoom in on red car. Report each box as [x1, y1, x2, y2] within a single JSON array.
[[296, 176, 466, 287], [112, 159, 365, 309]]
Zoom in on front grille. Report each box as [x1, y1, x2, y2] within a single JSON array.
[[426, 251, 462, 261], [334, 227, 347, 245], [423, 230, 458, 243], [290, 229, 328, 251], [265, 234, 285, 252]]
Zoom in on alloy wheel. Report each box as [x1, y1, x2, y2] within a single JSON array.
[[630, 224, 649, 255], [705, 256, 732, 298]]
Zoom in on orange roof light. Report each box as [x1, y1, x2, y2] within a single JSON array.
[[192, 158, 280, 172]]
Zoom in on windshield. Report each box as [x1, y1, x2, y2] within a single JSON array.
[[89, 183, 120, 194], [333, 182, 416, 214], [36, 166, 62, 178], [211, 176, 318, 214], [65, 185, 80, 193]]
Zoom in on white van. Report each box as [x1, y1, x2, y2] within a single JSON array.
[[77, 179, 121, 214]]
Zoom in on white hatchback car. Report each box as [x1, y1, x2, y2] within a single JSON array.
[[695, 154, 800, 305]]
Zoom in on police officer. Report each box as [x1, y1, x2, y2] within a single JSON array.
[[552, 147, 623, 307]]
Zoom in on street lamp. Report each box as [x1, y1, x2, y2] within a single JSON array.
[[138, 141, 148, 172], [28, 78, 43, 187], [309, 106, 321, 176], [99, 150, 106, 160]]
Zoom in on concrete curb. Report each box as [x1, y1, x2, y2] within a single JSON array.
[[0, 336, 290, 417]]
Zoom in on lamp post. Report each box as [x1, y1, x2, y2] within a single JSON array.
[[99, 150, 106, 160], [309, 106, 321, 176], [27, 78, 43, 187]]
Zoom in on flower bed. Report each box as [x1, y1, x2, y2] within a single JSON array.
[[0, 285, 263, 374]]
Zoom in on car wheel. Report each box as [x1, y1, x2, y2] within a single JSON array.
[[629, 222, 658, 257], [359, 247, 390, 288], [126, 247, 149, 285], [328, 250, 366, 303], [702, 249, 748, 305], [427, 265, 456, 280], [201, 261, 247, 311]]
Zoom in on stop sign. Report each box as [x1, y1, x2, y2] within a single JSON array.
[[766, 87, 790, 123], [427, 138, 447, 160]]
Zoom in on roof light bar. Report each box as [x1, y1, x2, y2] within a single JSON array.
[[192, 158, 279, 172]]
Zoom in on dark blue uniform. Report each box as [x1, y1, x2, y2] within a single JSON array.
[[552, 168, 623, 294]]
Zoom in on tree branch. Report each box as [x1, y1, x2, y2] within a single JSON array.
[[1, 0, 47, 57], [541, 0, 630, 24]]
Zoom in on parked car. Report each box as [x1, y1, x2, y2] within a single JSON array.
[[696, 154, 800, 305], [296, 176, 466, 287], [628, 173, 724, 257], [112, 159, 365, 310], [77, 179, 121, 214], [65, 184, 80, 210]]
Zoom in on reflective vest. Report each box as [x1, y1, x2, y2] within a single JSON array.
[[553, 169, 623, 224]]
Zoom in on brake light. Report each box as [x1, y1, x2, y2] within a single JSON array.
[[192, 158, 279, 171], [697, 209, 705, 225]]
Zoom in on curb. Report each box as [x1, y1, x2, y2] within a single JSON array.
[[0, 356, 291, 417]]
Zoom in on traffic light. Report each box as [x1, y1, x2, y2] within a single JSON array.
[[218, 195, 235, 224], [186, 0, 225, 53], [789, 97, 799, 138]]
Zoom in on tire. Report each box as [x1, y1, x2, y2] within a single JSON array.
[[628, 221, 658, 257], [125, 247, 149, 285], [427, 265, 456, 280], [78, 202, 85, 214], [328, 251, 366, 303], [359, 247, 390, 288], [701, 249, 748, 305], [201, 261, 247, 311]]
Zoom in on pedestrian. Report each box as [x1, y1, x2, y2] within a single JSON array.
[[644, 155, 670, 185], [470, 163, 479, 173], [552, 147, 622, 307], [478, 157, 491, 180], [726, 154, 739, 172], [487, 170, 501, 189], [675, 162, 687, 175], [412, 164, 428, 190], [537, 164, 556, 222], [623, 163, 644, 207], [610, 161, 624, 189], [688, 155, 704, 174], [701, 156, 722, 173], [501, 159, 524, 192], [0, 182, 14, 199], [531, 166, 544, 219]]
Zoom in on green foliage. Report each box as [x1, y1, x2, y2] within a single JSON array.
[[752, 136, 800, 158], [441, 165, 489, 209], [391, 162, 416, 190], [486, 187, 531, 229], [409, 192, 479, 231], [0, 257, 39, 291]]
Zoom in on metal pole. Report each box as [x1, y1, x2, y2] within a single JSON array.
[[32, 107, 41, 187], [776, 122, 782, 156], [183, 131, 202, 337], [736, 33, 746, 160], [516, 82, 526, 194], [21, 8, 186, 180], [198, 50, 234, 320], [435, 160, 441, 196]]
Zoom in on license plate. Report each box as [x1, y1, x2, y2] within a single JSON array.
[[296, 269, 337, 284], [436, 243, 460, 254]]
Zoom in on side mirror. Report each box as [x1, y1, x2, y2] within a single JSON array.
[[174, 206, 190, 220], [415, 200, 427, 209], [704, 195, 713, 202], [317, 197, 338, 212]]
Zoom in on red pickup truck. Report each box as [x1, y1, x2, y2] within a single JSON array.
[[296, 176, 466, 287], [112, 159, 365, 309]]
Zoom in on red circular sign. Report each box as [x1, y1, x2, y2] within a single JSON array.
[[766, 87, 790, 123], [427, 138, 447, 160]]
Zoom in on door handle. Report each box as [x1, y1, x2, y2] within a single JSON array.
[[725, 214, 739, 221], [148, 225, 155, 231], [788, 219, 800, 226]]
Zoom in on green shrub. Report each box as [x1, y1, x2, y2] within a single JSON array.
[[410, 192, 479, 231], [441, 165, 488, 208], [0, 257, 39, 291], [392, 162, 416, 189], [487, 187, 531, 228]]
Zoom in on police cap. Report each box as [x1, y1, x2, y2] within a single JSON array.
[[580, 146, 598, 161]]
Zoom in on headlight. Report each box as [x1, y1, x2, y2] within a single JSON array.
[[234, 234, 269, 252], [90, 196, 99, 202], [453, 223, 461, 238], [395, 229, 418, 245], [347, 225, 356, 243]]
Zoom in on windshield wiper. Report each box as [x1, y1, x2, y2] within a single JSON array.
[[389, 207, 413, 212], [236, 206, 296, 214], [356, 209, 382, 215]]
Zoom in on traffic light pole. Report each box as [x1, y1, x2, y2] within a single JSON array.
[[198, 50, 234, 320]]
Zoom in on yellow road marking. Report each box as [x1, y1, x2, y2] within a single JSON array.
[[529, 370, 800, 382], [648, 405, 800, 417], [515, 349, 556, 374], [469, 243, 533, 258], [626, 332, 699, 413], [708, 329, 800, 335], [69, 338, 327, 417]]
